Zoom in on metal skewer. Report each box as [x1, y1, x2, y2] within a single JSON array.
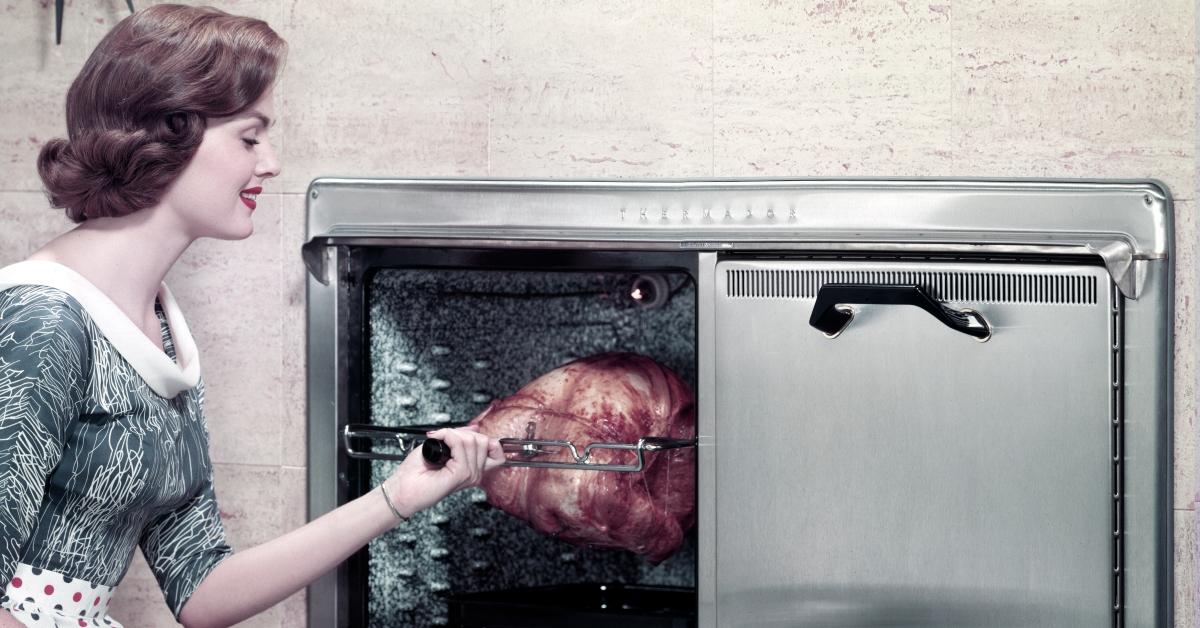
[[342, 423, 695, 473]]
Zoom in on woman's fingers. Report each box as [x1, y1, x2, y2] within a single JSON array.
[[465, 431, 483, 482], [424, 427, 497, 486], [459, 423, 486, 480], [427, 428, 466, 471], [472, 432, 493, 482], [483, 436, 506, 472]]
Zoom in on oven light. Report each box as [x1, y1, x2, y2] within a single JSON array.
[[629, 275, 669, 309]]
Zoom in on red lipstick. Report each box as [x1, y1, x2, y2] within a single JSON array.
[[240, 186, 262, 210]]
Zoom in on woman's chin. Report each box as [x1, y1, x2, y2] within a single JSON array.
[[204, 222, 255, 241]]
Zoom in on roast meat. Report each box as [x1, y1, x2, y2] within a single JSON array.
[[469, 352, 696, 562]]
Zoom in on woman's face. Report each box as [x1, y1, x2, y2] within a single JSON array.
[[159, 88, 280, 241]]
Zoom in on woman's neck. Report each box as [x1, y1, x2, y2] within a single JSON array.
[[28, 206, 194, 336]]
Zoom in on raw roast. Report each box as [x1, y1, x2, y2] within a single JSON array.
[[469, 352, 696, 562]]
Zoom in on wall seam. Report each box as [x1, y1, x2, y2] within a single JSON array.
[[949, 0, 956, 175], [277, 0, 288, 491], [1193, 7, 1199, 628], [487, 0, 495, 177], [710, 0, 716, 178]]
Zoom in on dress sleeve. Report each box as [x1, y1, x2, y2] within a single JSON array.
[[138, 428, 232, 619], [0, 293, 90, 586]]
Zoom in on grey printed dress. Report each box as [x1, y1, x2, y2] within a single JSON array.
[[0, 261, 231, 627]]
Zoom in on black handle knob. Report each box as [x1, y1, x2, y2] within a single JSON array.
[[810, 283, 990, 340], [421, 438, 452, 467]]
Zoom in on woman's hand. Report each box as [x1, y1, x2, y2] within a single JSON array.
[[380, 426, 505, 519], [177, 427, 502, 628]]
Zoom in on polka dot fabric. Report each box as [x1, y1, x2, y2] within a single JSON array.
[[1, 563, 122, 627]]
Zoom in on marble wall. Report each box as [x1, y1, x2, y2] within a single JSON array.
[[1, 0, 1195, 626]]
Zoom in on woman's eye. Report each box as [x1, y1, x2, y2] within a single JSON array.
[[242, 138, 260, 147]]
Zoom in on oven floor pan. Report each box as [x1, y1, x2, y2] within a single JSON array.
[[447, 583, 696, 628]]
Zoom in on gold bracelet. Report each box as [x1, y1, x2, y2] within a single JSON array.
[[378, 483, 407, 523]]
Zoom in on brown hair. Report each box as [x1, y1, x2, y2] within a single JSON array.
[[38, 4, 286, 223]]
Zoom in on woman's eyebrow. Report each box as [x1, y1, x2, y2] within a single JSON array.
[[247, 110, 274, 129]]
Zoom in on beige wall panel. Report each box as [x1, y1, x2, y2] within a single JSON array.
[[282, 193, 308, 468], [212, 463, 286, 628], [712, 1, 953, 176], [167, 195, 284, 467], [1178, 200, 1197, 510], [0, 193, 73, 265], [279, 466, 308, 626], [490, 0, 712, 178], [212, 463, 284, 557], [950, 0, 1195, 199], [0, 2, 90, 192], [278, 0, 490, 193], [106, 552, 182, 627], [88, 0, 279, 34], [1177, 509, 1197, 628]]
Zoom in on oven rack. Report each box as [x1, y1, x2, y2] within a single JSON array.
[[342, 423, 695, 473]]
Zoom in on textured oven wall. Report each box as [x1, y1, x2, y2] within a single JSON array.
[[0, 0, 1194, 627], [366, 270, 698, 627]]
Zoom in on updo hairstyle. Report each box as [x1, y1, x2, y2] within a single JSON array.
[[38, 4, 286, 223]]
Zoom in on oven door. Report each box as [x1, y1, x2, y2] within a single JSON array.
[[713, 258, 1117, 627]]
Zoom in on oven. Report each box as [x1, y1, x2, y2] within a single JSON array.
[[301, 179, 1174, 628]]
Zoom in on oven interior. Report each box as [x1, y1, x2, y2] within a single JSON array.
[[357, 254, 698, 627]]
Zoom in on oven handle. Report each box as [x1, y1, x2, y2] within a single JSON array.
[[809, 283, 991, 341]]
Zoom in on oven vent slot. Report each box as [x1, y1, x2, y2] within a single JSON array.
[[725, 269, 1097, 305]]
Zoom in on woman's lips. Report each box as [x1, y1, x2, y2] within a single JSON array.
[[240, 187, 261, 210]]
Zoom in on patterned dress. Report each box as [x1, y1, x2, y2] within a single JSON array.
[[0, 261, 231, 627]]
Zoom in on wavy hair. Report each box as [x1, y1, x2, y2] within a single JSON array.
[[37, 4, 286, 222]]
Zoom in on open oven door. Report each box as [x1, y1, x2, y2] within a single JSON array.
[[712, 258, 1119, 628]]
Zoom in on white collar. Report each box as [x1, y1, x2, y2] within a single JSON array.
[[0, 260, 201, 398]]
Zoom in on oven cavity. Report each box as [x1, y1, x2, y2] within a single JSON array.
[[365, 269, 697, 627]]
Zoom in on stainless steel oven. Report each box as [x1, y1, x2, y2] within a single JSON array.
[[302, 179, 1173, 628]]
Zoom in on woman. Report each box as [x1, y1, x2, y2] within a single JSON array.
[[0, 6, 504, 628]]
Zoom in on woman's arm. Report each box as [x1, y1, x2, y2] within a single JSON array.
[[177, 427, 504, 628], [0, 609, 27, 628]]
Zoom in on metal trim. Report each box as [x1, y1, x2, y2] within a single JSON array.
[[304, 238, 1149, 300], [695, 252, 717, 628], [304, 178, 1171, 299], [1112, 280, 1126, 626]]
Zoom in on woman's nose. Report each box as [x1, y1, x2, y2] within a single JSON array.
[[256, 138, 281, 179]]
